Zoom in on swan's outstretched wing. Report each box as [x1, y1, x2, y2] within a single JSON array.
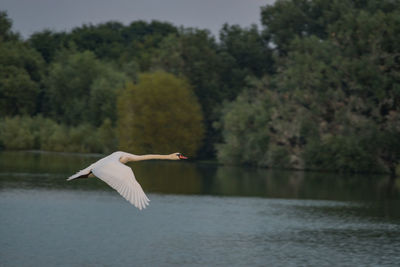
[[67, 164, 94, 181], [92, 162, 150, 210]]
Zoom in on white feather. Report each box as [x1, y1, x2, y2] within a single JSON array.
[[67, 152, 150, 210], [92, 162, 149, 210], [67, 164, 94, 181]]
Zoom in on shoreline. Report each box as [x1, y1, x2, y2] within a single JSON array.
[[0, 149, 396, 178]]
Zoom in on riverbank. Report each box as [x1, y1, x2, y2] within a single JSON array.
[[1, 149, 398, 179]]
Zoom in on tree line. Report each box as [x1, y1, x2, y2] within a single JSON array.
[[0, 0, 399, 176]]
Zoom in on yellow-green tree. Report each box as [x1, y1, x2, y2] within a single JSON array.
[[117, 71, 204, 156]]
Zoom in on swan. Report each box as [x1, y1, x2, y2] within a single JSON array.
[[67, 151, 187, 210]]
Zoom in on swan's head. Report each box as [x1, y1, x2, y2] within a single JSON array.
[[172, 153, 188, 160]]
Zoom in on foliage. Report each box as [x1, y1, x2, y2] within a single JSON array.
[[216, 89, 270, 166], [0, 116, 36, 150], [0, 66, 39, 116], [0, 11, 19, 42], [67, 20, 178, 67], [260, 0, 400, 54], [216, 77, 389, 173], [151, 29, 223, 156], [97, 118, 117, 153], [29, 30, 67, 63], [151, 26, 274, 157], [88, 67, 128, 126], [117, 71, 204, 156], [216, 77, 309, 169], [0, 40, 45, 116], [45, 50, 128, 126], [0, 3, 399, 175], [0, 116, 115, 153], [303, 134, 384, 173], [218, 24, 275, 95], [216, 0, 400, 174]]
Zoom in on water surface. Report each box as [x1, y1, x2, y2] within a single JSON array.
[[1, 151, 399, 266]]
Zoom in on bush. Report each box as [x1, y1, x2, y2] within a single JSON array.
[[0, 116, 116, 153], [267, 145, 291, 169], [66, 124, 100, 153], [0, 116, 35, 150], [41, 123, 69, 152], [216, 91, 270, 166], [98, 118, 117, 153], [304, 135, 384, 173]]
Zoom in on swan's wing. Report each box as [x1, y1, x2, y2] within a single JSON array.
[[67, 164, 94, 181], [92, 162, 150, 210]]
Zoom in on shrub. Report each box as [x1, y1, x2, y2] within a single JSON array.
[[304, 135, 384, 173], [0, 116, 35, 150], [216, 91, 270, 166], [0, 116, 116, 154]]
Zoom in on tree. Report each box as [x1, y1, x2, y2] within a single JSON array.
[[216, 88, 271, 166], [216, 77, 309, 169], [29, 30, 67, 63], [151, 29, 224, 157], [117, 71, 204, 156], [0, 66, 39, 116], [274, 6, 400, 174], [216, 0, 400, 174], [0, 11, 19, 42], [45, 50, 128, 125], [219, 24, 274, 77], [0, 116, 35, 149], [260, 0, 400, 54], [0, 40, 44, 116], [98, 118, 117, 153], [68, 22, 125, 60]]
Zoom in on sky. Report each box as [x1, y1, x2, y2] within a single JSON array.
[[2, 0, 275, 39]]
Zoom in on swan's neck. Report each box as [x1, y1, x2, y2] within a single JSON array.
[[120, 154, 172, 163], [134, 154, 172, 161]]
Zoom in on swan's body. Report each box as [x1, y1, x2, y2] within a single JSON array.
[[67, 151, 186, 210]]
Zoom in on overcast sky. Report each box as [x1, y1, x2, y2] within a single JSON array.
[[2, 0, 275, 39]]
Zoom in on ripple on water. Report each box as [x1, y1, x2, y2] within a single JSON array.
[[0, 189, 399, 266]]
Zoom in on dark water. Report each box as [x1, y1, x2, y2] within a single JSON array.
[[1, 151, 399, 266]]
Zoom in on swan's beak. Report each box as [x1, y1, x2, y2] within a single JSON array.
[[178, 154, 188, 159]]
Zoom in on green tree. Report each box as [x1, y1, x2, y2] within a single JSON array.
[[261, 0, 400, 54], [61, 20, 178, 66], [152, 29, 223, 157], [98, 118, 117, 153], [216, 78, 308, 169], [117, 71, 204, 156], [88, 69, 128, 126], [0, 11, 19, 42], [29, 30, 67, 63], [272, 4, 400, 174], [68, 22, 125, 60], [218, 24, 274, 97], [215, 0, 400, 174], [216, 88, 271, 166], [45, 50, 128, 125], [0, 66, 39, 116], [119, 21, 178, 68], [152, 29, 222, 107], [0, 40, 44, 116], [0, 116, 35, 150]]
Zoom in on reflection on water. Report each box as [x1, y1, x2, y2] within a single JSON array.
[[0, 151, 399, 266], [1, 151, 399, 201]]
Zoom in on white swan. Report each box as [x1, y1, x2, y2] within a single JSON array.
[[67, 151, 187, 210]]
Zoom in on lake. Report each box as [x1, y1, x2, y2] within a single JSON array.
[[1, 151, 399, 266]]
